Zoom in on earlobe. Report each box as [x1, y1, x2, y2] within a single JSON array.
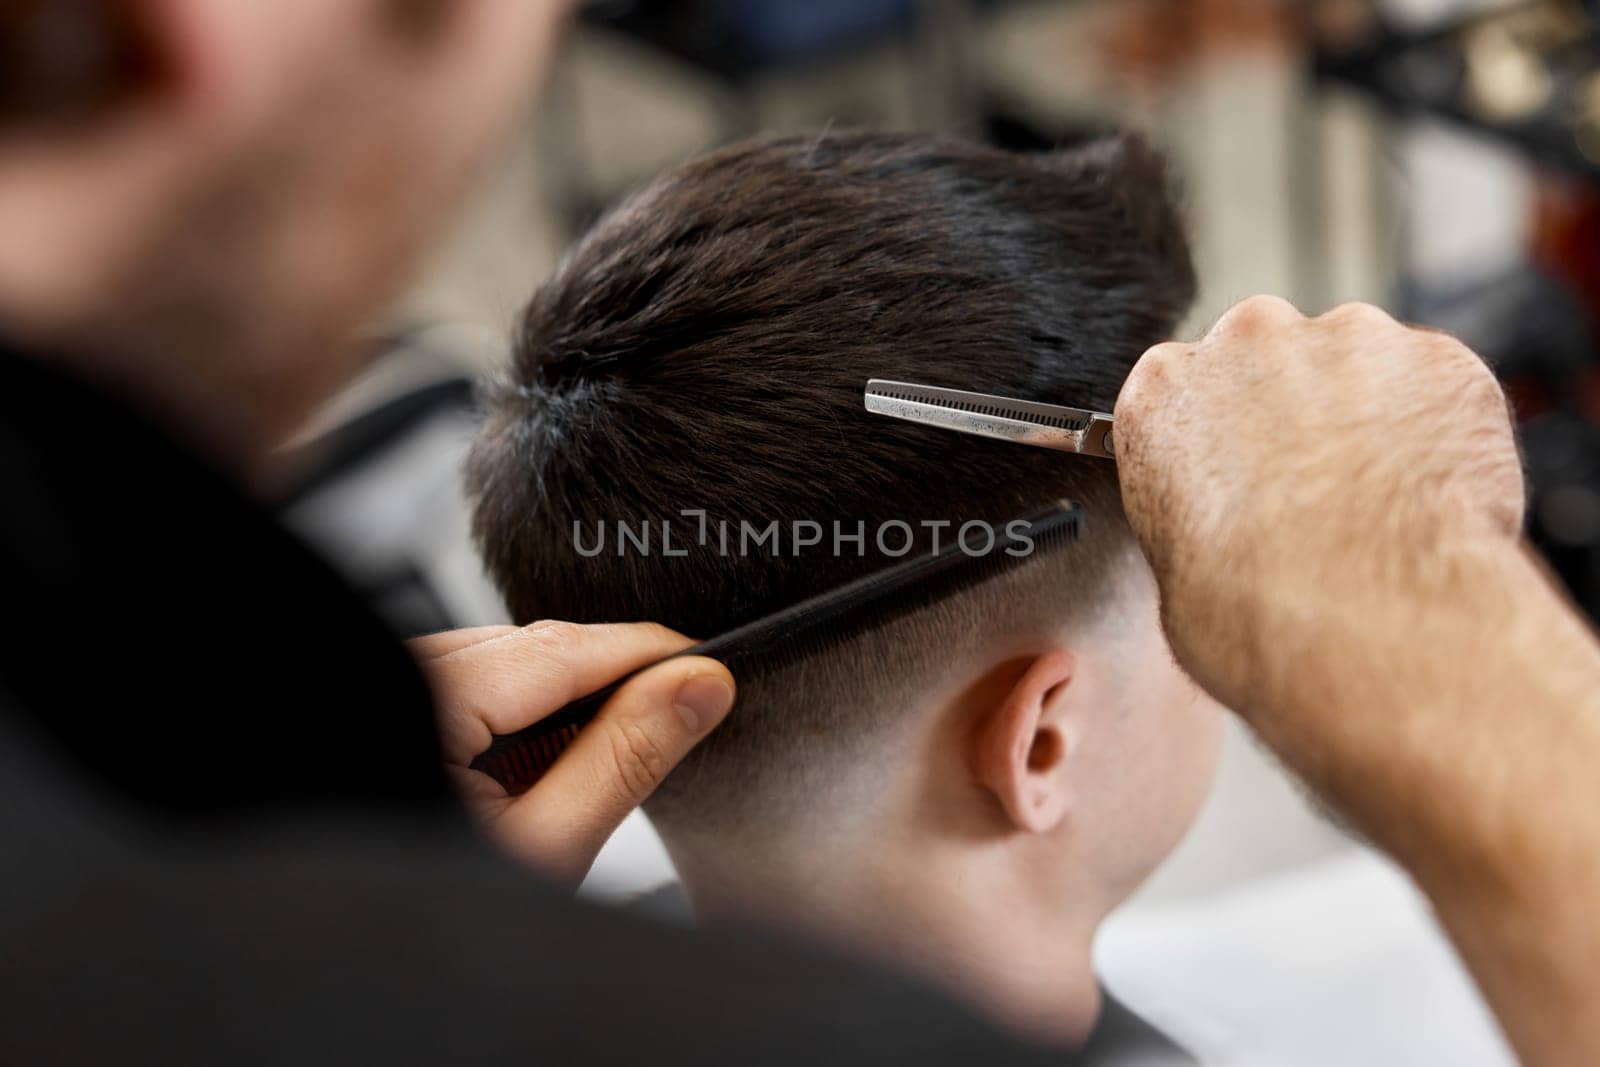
[[973, 650, 1078, 834]]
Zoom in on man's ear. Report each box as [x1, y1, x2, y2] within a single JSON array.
[[973, 649, 1079, 834]]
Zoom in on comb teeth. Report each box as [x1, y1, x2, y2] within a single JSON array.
[[478, 722, 582, 791], [865, 383, 1092, 432]]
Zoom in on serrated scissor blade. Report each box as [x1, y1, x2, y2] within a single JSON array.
[[864, 379, 1115, 459]]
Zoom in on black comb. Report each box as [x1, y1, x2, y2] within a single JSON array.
[[469, 500, 1084, 794]]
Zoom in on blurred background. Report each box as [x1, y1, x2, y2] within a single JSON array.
[[278, 1, 1600, 1062]]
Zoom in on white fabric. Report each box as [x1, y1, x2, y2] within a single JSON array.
[[1097, 849, 1514, 1067]]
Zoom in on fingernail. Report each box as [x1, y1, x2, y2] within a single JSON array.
[[673, 675, 733, 732]]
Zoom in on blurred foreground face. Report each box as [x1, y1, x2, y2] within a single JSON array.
[[0, 0, 571, 458]]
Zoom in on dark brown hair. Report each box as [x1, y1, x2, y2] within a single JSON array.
[[468, 130, 1195, 832]]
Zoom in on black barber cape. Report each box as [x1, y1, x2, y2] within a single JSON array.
[[0, 342, 1079, 1066]]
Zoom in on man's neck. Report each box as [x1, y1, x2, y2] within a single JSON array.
[[671, 837, 1105, 1047]]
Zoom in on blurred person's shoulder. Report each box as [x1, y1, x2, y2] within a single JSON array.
[[0, 333, 452, 817]]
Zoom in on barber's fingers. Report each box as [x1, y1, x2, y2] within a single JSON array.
[[490, 654, 736, 888], [412, 619, 737, 887], [407, 624, 520, 660], [1204, 292, 1305, 342], [417, 620, 694, 766]]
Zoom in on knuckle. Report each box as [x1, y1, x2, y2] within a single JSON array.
[[1214, 294, 1299, 337], [1321, 301, 1391, 328], [1122, 343, 1184, 407], [603, 719, 672, 802], [1408, 324, 1479, 368], [1421, 327, 1472, 358], [1142, 340, 1189, 370], [521, 619, 581, 660], [513, 619, 583, 696]]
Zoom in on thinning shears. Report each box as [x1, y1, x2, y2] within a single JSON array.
[[863, 379, 1116, 459]]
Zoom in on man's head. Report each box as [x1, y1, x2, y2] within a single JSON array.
[[0, 0, 571, 461], [469, 131, 1221, 987]]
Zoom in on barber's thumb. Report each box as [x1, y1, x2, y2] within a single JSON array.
[[501, 656, 735, 886], [664, 663, 738, 733], [573, 655, 734, 806]]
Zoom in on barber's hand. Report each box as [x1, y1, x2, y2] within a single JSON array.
[[408, 621, 735, 889], [1113, 296, 1524, 718]]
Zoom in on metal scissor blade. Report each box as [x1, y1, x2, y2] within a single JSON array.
[[864, 379, 1116, 459]]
